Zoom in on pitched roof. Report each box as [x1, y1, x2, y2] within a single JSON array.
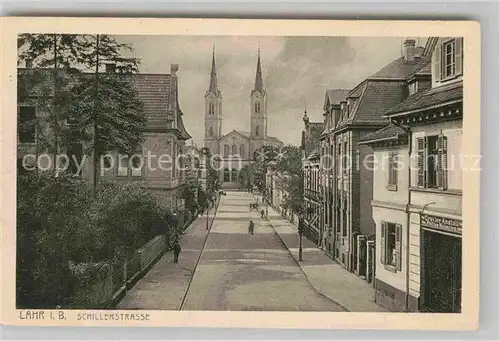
[[335, 56, 431, 130], [131, 74, 172, 131], [385, 80, 463, 116], [306, 149, 320, 160], [304, 122, 324, 157], [324, 89, 350, 110], [415, 62, 431, 76], [368, 56, 430, 80], [266, 136, 284, 145], [235, 130, 250, 138], [359, 124, 407, 144]]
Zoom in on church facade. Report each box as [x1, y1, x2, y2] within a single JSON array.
[[203, 48, 283, 188]]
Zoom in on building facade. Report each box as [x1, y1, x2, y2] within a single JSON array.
[[203, 48, 283, 188], [360, 37, 463, 312], [330, 39, 432, 274]]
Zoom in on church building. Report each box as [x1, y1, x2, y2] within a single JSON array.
[[204, 47, 283, 188]]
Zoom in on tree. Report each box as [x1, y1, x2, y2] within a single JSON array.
[[18, 34, 145, 185], [251, 145, 279, 192]]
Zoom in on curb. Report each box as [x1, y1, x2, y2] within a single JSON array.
[[178, 197, 221, 310], [266, 216, 350, 312]]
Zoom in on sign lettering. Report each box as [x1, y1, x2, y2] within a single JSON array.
[[421, 214, 462, 235]]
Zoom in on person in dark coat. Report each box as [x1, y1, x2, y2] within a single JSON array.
[[260, 209, 265, 218], [248, 220, 255, 235], [173, 240, 181, 263]]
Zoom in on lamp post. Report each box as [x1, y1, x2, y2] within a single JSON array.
[[298, 216, 304, 262], [206, 198, 209, 231]]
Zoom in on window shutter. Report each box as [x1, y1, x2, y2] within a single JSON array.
[[433, 42, 442, 83], [380, 222, 387, 265], [395, 224, 402, 271], [437, 134, 448, 190], [417, 137, 425, 187], [455, 38, 463, 76]]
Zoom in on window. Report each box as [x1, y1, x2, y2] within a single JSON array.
[[223, 168, 230, 182], [208, 126, 213, 137], [442, 40, 455, 78], [239, 144, 245, 158], [255, 125, 260, 136], [67, 143, 83, 177], [231, 169, 238, 183], [342, 209, 347, 236], [18, 106, 36, 143], [209, 102, 215, 115], [131, 154, 143, 177], [380, 222, 402, 272], [342, 141, 348, 174], [416, 135, 448, 189], [434, 38, 463, 82], [387, 152, 399, 191], [255, 102, 260, 114], [224, 145, 229, 158], [231, 144, 237, 156], [408, 81, 417, 95], [117, 156, 128, 176]]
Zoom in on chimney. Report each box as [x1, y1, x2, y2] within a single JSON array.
[[403, 39, 416, 62], [171, 64, 179, 77], [105, 63, 116, 73], [25, 59, 33, 69]]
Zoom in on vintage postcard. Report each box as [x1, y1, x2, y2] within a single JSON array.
[[1, 18, 480, 330]]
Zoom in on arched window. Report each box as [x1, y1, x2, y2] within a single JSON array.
[[223, 168, 230, 182], [255, 125, 260, 136], [224, 145, 229, 158], [239, 144, 245, 158], [208, 126, 213, 137], [209, 103, 215, 115], [231, 169, 238, 183], [231, 144, 237, 156], [255, 102, 260, 114]]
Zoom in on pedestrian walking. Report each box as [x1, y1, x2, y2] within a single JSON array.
[[248, 220, 255, 235], [173, 240, 181, 263], [260, 209, 265, 218]]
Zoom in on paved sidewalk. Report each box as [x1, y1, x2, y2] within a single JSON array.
[[266, 208, 388, 312], [117, 206, 217, 310]]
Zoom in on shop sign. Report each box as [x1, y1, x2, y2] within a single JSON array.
[[421, 214, 462, 235]]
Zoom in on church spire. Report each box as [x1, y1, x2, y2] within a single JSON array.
[[208, 43, 218, 93], [254, 46, 264, 93]]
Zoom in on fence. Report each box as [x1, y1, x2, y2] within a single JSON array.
[[69, 234, 169, 309]]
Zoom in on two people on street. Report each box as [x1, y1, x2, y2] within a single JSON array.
[[248, 220, 255, 235]]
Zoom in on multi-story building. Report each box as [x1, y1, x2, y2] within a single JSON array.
[[360, 37, 463, 312], [330, 39, 431, 274], [301, 109, 324, 244], [17, 63, 191, 211], [319, 89, 350, 256]]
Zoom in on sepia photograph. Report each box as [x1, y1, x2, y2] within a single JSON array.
[[1, 18, 480, 330]]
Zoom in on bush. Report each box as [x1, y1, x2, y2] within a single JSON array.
[[16, 172, 174, 308]]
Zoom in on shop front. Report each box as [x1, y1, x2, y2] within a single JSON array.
[[420, 214, 462, 313]]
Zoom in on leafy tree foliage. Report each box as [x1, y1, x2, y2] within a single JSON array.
[[16, 172, 173, 308], [17, 34, 145, 169]]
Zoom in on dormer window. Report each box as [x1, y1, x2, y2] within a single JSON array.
[[434, 38, 463, 82], [408, 81, 418, 95]]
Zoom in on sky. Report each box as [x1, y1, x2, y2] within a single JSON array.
[[119, 36, 424, 146]]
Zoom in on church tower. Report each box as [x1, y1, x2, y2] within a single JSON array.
[[249, 47, 267, 157], [204, 45, 223, 155]]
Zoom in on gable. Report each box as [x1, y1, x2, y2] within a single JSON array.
[[219, 130, 249, 144]]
